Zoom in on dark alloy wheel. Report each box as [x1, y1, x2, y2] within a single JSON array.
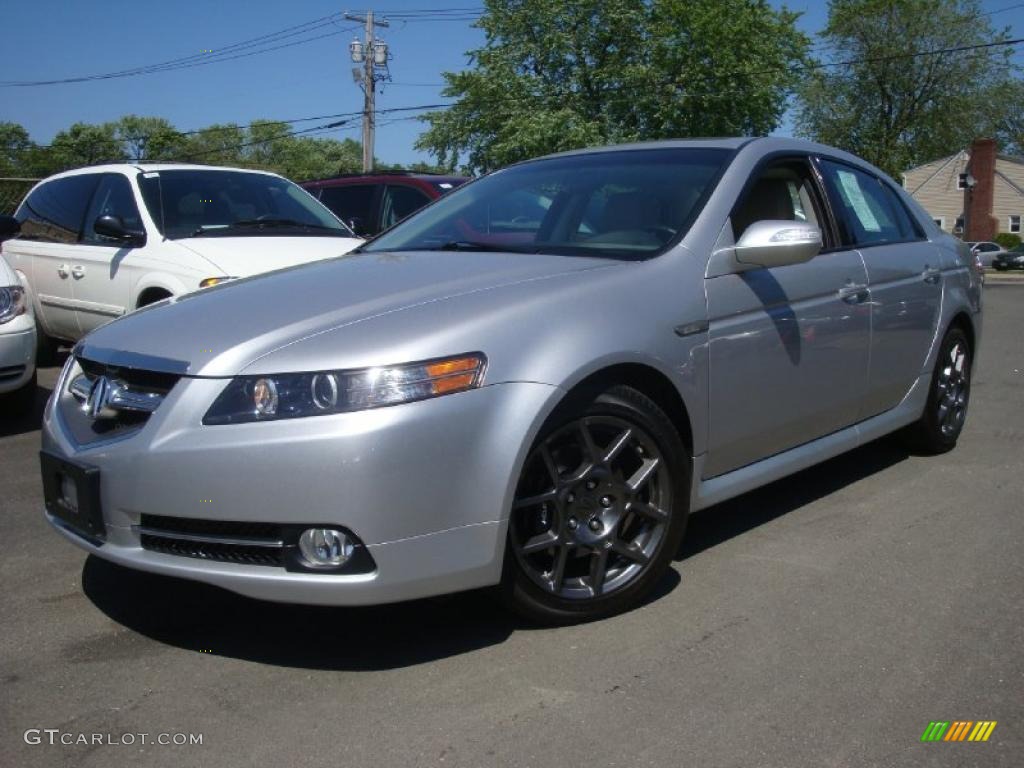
[[902, 325, 972, 454], [503, 385, 689, 624]]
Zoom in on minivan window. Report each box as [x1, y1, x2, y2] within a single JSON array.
[[381, 185, 431, 230], [137, 170, 352, 239], [83, 174, 144, 244], [317, 184, 376, 235], [15, 175, 100, 243], [364, 148, 732, 260]]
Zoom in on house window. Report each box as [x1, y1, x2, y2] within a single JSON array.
[[1011, 215, 1021, 234], [933, 217, 945, 230], [957, 173, 968, 190], [954, 215, 965, 232]]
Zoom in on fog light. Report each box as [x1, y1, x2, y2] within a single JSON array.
[[298, 528, 353, 568]]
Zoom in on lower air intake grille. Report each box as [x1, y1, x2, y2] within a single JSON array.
[[140, 534, 284, 567], [139, 514, 285, 568]]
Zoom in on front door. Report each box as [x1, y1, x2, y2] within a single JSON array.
[[704, 157, 871, 478], [73, 174, 141, 334], [816, 159, 942, 419]]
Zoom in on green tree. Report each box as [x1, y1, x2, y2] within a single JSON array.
[[115, 115, 187, 161], [182, 123, 246, 166], [794, 0, 1016, 177], [416, 0, 809, 173], [989, 78, 1024, 156], [47, 122, 126, 172], [0, 122, 33, 176]]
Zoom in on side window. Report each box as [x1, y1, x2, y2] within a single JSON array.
[[83, 175, 144, 244], [318, 184, 377, 236], [14, 175, 100, 244], [879, 183, 923, 240], [819, 161, 907, 247], [731, 158, 826, 243], [380, 185, 430, 230]]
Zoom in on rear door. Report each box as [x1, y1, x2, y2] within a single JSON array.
[[705, 156, 871, 477], [74, 173, 146, 334], [816, 159, 942, 419], [10, 174, 100, 341]]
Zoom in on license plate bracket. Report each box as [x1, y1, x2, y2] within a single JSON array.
[[40, 451, 105, 541]]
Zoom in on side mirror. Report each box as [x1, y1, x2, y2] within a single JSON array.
[[0, 214, 20, 241], [734, 220, 821, 268], [93, 215, 146, 247]]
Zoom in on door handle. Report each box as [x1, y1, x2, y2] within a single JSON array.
[[922, 266, 942, 284], [837, 282, 868, 303], [71, 265, 85, 279], [57, 263, 69, 278]]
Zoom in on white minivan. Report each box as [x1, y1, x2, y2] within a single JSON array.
[[0, 164, 362, 362]]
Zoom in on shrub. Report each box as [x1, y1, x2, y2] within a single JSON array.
[[994, 232, 1022, 249]]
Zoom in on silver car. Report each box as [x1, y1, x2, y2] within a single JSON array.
[[40, 138, 982, 623]]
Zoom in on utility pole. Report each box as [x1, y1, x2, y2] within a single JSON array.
[[344, 10, 390, 172]]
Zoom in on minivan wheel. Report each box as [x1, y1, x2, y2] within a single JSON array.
[[901, 326, 972, 454], [502, 385, 690, 624]]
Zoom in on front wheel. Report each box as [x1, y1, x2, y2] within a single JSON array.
[[901, 326, 972, 454], [502, 385, 690, 624]]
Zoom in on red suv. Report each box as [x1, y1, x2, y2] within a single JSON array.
[[302, 171, 468, 238]]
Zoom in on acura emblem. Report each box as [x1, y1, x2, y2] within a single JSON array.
[[84, 376, 116, 420]]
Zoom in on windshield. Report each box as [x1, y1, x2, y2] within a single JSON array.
[[364, 148, 731, 260], [137, 170, 355, 239]]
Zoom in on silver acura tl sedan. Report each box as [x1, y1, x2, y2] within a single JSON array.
[[40, 138, 981, 624]]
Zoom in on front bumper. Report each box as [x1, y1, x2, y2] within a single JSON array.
[[0, 314, 36, 394], [42, 368, 559, 605]]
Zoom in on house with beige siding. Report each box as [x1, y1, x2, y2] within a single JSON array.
[[902, 138, 1024, 241]]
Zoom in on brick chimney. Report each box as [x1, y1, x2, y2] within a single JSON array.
[[965, 138, 998, 241]]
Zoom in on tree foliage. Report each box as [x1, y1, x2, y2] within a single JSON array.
[[0, 116, 439, 182], [794, 0, 1018, 177], [416, 0, 810, 173]]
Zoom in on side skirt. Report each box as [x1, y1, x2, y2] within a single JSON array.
[[689, 373, 929, 512]]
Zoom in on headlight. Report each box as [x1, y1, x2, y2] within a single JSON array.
[[203, 353, 487, 425], [0, 285, 27, 324]]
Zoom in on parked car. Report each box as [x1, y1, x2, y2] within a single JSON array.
[[967, 241, 1006, 267], [992, 243, 1024, 271], [0, 249, 37, 410], [302, 170, 468, 238], [0, 164, 362, 362], [40, 138, 981, 624]]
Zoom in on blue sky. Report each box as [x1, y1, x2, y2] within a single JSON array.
[[0, 1, 1020, 167]]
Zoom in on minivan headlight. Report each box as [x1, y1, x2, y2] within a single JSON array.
[[203, 353, 486, 425], [0, 286, 26, 324]]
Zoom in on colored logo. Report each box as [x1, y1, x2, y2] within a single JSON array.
[[921, 721, 997, 742]]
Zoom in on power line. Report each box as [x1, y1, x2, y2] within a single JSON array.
[[0, 15, 358, 87]]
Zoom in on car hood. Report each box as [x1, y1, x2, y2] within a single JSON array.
[[174, 235, 363, 275], [77, 250, 615, 377]]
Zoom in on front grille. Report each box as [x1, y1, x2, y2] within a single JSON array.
[[58, 355, 181, 445], [137, 514, 377, 574], [0, 364, 26, 382]]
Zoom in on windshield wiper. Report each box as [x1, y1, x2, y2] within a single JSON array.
[[433, 240, 512, 252], [227, 218, 335, 230]]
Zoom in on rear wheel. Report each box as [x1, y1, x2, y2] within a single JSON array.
[[901, 326, 972, 454], [503, 385, 689, 624]]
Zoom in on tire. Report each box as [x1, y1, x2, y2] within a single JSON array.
[[1, 369, 38, 416], [502, 384, 690, 625], [900, 326, 972, 454]]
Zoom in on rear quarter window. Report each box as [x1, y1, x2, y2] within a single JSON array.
[[15, 175, 100, 243]]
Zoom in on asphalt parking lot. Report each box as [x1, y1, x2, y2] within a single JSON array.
[[1, 285, 1021, 768]]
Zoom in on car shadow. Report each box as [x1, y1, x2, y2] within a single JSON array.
[[677, 437, 910, 560], [79, 438, 906, 672], [0, 379, 52, 438]]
